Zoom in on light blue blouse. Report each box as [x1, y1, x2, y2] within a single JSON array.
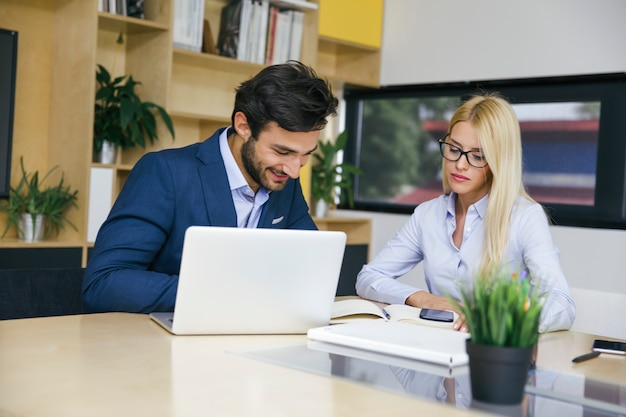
[[355, 193, 576, 333]]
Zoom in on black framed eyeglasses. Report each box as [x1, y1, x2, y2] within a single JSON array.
[[438, 139, 488, 168]]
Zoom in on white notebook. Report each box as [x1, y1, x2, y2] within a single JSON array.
[[307, 320, 470, 367]]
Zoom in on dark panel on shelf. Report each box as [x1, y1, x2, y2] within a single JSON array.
[[0, 247, 82, 269]]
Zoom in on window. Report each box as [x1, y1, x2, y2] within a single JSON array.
[[342, 73, 626, 229]]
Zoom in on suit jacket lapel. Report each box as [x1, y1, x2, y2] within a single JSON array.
[[196, 130, 237, 227], [258, 196, 278, 228]]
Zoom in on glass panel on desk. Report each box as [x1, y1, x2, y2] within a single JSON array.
[[232, 342, 626, 417]]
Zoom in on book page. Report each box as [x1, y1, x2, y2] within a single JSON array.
[[385, 304, 457, 329], [382, 304, 422, 322], [330, 299, 387, 324]]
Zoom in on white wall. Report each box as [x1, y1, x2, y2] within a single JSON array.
[[344, 0, 626, 336], [380, 0, 626, 86]]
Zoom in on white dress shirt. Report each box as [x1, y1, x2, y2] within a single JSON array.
[[219, 128, 270, 228], [356, 192, 576, 333]]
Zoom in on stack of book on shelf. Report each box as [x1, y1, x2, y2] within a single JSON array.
[[216, 0, 306, 65], [173, 0, 206, 52], [98, 0, 144, 19]]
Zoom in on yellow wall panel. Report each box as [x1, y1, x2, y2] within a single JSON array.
[[300, 163, 311, 205], [318, 0, 384, 48]]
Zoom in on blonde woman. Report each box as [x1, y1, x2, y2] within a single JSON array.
[[355, 92, 575, 333]]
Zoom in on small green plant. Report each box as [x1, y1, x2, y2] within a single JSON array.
[[311, 131, 363, 207], [0, 157, 78, 239], [94, 64, 175, 152], [448, 270, 545, 348]]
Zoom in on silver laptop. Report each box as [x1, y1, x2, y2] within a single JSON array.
[[150, 226, 347, 335]]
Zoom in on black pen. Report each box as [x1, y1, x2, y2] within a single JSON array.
[[572, 351, 601, 363]]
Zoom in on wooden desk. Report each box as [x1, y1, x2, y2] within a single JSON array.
[[0, 313, 623, 417], [535, 330, 626, 385]]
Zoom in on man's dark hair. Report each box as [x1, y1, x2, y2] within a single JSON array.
[[232, 61, 338, 138]]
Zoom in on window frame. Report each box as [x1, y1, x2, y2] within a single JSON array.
[[341, 73, 626, 230]]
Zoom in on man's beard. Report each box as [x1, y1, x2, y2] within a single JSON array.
[[241, 139, 288, 192]]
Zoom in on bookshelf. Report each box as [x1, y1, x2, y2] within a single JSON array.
[[0, 0, 382, 268]]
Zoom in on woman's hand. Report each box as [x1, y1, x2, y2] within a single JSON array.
[[452, 314, 467, 333], [405, 291, 468, 332]]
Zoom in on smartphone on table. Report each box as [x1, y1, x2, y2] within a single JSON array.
[[592, 339, 626, 355], [419, 308, 454, 323]]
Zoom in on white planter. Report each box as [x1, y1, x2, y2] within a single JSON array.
[[93, 140, 117, 164], [18, 213, 45, 242], [315, 200, 330, 218]]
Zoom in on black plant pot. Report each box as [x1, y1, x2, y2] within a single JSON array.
[[466, 340, 534, 405], [471, 399, 524, 417]]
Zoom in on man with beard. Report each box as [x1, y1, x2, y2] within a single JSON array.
[[83, 61, 339, 313]]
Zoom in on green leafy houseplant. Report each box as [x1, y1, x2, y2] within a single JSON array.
[[0, 157, 78, 240], [448, 269, 546, 404], [311, 131, 363, 208], [449, 270, 545, 348], [94, 64, 175, 153]]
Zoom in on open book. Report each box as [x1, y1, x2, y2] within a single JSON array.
[[331, 298, 458, 329]]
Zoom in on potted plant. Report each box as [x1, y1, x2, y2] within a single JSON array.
[[311, 131, 362, 217], [448, 270, 545, 405], [93, 64, 175, 163], [0, 157, 78, 242]]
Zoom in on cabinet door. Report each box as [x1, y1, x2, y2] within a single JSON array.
[[318, 0, 383, 48]]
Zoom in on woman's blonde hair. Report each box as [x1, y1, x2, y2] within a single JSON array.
[[442, 92, 535, 277]]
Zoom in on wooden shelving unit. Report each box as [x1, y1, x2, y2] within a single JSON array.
[[314, 217, 372, 258], [0, 0, 382, 268]]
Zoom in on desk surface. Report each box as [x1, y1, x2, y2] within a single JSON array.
[[0, 313, 624, 417]]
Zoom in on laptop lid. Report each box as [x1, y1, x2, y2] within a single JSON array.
[[151, 226, 347, 335]]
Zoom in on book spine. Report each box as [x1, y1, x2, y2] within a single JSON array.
[[255, 0, 270, 64], [116, 0, 126, 16], [237, 0, 253, 61], [172, 0, 205, 53], [192, 0, 205, 52], [216, 0, 242, 58], [275, 9, 293, 65], [246, 1, 260, 63], [265, 6, 278, 65], [288, 10, 304, 61]]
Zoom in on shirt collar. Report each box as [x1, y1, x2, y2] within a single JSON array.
[[219, 127, 255, 192], [219, 128, 272, 198], [446, 192, 489, 219]]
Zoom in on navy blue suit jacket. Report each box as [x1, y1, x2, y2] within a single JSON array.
[[83, 128, 316, 313]]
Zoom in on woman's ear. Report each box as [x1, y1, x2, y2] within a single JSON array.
[[233, 111, 251, 140]]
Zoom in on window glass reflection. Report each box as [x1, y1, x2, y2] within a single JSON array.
[[353, 98, 600, 208]]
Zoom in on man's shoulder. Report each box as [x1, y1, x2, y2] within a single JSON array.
[[135, 143, 201, 169], [138, 128, 225, 165]]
